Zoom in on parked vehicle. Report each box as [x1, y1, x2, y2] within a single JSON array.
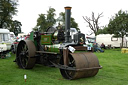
[[96, 34, 128, 48], [11, 32, 27, 54], [86, 36, 96, 44], [11, 35, 30, 54], [17, 32, 26, 38], [0, 29, 12, 58], [10, 32, 16, 42]]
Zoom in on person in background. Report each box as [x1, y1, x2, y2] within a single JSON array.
[[107, 44, 111, 49], [93, 42, 104, 52], [101, 43, 106, 49]]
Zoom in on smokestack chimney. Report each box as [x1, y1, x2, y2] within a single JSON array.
[[65, 6, 72, 43]]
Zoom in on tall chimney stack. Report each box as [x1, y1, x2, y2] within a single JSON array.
[[65, 7, 72, 43]]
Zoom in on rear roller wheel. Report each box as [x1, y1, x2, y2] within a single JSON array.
[[60, 54, 76, 79], [16, 40, 36, 69], [60, 52, 100, 80]]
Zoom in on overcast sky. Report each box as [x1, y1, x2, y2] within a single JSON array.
[[13, 0, 128, 35]]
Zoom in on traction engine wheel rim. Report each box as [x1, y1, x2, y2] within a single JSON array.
[[16, 40, 36, 69], [60, 54, 76, 80], [60, 52, 100, 80]]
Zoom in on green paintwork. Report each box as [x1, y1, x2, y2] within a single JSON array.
[[29, 31, 37, 47], [29, 31, 34, 41], [46, 44, 60, 53], [41, 35, 52, 45]]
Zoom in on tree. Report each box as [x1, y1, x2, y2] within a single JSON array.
[[46, 7, 56, 27], [36, 14, 47, 32], [97, 26, 108, 35], [0, 0, 18, 29], [107, 10, 128, 47], [33, 8, 79, 32], [70, 18, 79, 30], [57, 12, 79, 31], [83, 12, 103, 36], [57, 12, 65, 25], [33, 7, 56, 32], [11, 20, 22, 36]]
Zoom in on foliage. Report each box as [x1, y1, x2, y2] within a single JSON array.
[[83, 12, 103, 36], [11, 20, 22, 36], [33, 7, 56, 32], [96, 26, 108, 35], [46, 7, 56, 28], [0, 49, 128, 85], [35, 14, 47, 32], [70, 17, 79, 30], [33, 8, 79, 32], [57, 12, 79, 31], [0, 0, 21, 35], [107, 10, 128, 47], [57, 12, 65, 24]]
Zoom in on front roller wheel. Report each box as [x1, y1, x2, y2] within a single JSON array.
[[60, 52, 100, 80], [16, 40, 36, 69]]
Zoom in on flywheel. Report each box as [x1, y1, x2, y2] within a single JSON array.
[[16, 40, 36, 69]]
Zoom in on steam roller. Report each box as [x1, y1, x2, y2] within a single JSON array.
[[15, 6, 102, 80], [59, 52, 101, 79]]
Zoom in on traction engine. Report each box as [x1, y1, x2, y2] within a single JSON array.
[[15, 7, 102, 80]]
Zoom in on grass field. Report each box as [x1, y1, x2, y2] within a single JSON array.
[[0, 49, 128, 85]]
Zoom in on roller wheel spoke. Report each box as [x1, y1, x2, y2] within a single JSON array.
[[18, 43, 29, 68], [16, 40, 36, 69]]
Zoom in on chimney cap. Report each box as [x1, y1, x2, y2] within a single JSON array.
[[64, 6, 72, 10]]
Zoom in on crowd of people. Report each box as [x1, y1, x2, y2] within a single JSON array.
[[87, 42, 108, 53]]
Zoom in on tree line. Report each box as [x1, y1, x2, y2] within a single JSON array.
[[32, 7, 79, 32], [1, 0, 128, 46], [0, 1, 79, 35]]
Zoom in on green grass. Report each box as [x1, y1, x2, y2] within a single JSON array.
[[0, 49, 128, 85]]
